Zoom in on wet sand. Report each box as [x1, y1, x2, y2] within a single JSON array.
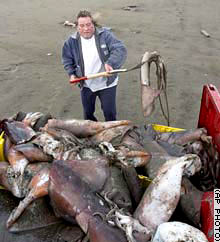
[[0, 0, 220, 128], [0, 0, 220, 241]]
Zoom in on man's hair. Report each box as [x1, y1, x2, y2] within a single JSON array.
[[77, 10, 92, 19], [75, 10, 97, 26]]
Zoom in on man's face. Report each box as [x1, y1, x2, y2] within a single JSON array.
[[77, 17, 95, 39]]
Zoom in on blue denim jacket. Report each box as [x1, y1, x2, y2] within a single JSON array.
[[62, 27, 127, 87]]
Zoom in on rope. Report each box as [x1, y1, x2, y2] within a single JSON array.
[[156, 55, 170, 126], [141, 52, 170, 126]]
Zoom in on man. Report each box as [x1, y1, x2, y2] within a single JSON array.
[[62, 10, 127, 121]]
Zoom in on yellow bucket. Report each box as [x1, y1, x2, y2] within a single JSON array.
[[152, 124, 185, 133], [0, 131, 5, 161], [0, 132, 5, 190], [138, 175, 152, 188]]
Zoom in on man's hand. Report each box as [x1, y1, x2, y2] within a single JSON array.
[[69, 75, 78, 87], [105, 64, 113, 73]]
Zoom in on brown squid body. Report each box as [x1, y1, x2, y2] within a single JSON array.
[[89, 124, 133, 145], [3, 120, 36, 144], [158, 128, 211, 146], [49, 159, 111, 233], [45, 119, 132, 138], [14, 143, 52, 162], [88, 216, 127, 242], [7, 146, 29, 179], [6, 166, 50, 228]]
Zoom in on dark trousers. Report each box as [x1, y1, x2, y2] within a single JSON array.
[[80, 86, 117, 121]]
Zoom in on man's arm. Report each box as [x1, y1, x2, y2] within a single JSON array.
[[104, 31, 127, 70], [62, 38, 77, 76]]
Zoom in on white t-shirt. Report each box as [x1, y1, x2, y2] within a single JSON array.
[[81, 35, 118, 92]]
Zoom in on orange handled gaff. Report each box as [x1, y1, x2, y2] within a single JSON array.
[[69, 60, 148, 84], [69, 69, 126, 84]]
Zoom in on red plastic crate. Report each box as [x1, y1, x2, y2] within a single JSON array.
[[198, 84, 220, 154], [200, 191, 214, 242]]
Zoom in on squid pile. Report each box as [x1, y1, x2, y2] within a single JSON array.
[[0, 111, 218, 241]]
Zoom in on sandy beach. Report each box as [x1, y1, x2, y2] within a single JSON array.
[[0, 0, 220, 241], [0, 0, 219, 129]]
